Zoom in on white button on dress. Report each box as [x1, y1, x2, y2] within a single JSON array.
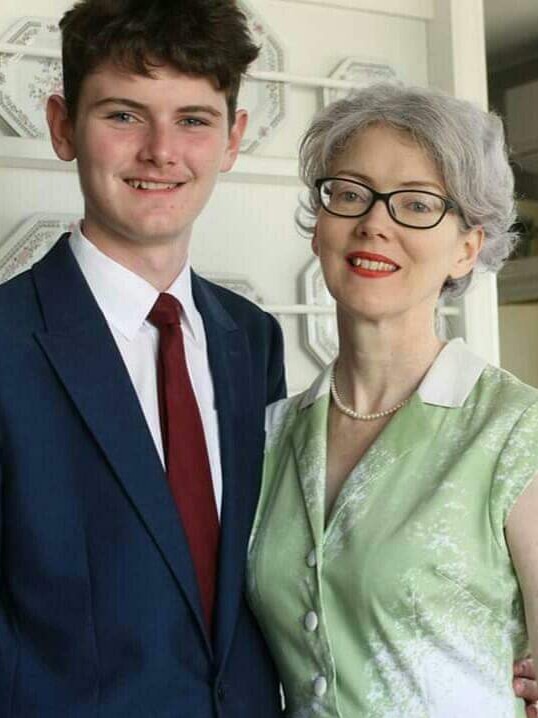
[[304, 611, 319, 632], [306, 549, 317, 568], [313, 675, 327, 697]]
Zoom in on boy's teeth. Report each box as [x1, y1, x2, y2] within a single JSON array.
[[128, 180, 179, 190]]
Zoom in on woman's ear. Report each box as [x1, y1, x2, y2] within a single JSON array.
[[450, 226, 484, 279], [311, 227, 319, 256]]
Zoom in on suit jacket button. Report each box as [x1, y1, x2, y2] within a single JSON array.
[[217, 682, 227, 701]]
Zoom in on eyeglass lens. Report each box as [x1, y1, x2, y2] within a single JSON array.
[[319, 178, 447, 228]]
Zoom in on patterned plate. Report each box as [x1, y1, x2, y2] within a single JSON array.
[[302, 257, 337, 367], [0, 214, 78, 283], [322, 56, 397, 106], [203, 273, 263, 304], [238, 1, 286, 153], [0, 17, 62, 138], [0, 8, 286, 151]]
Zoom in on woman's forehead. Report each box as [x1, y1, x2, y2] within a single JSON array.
[[330, 123, 445, 188]]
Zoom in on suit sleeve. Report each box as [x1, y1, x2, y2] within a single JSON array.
[[0, 454, 17, 708], [265, 314, 286, 406]]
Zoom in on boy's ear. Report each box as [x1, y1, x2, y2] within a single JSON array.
[[46, 94, 77, 161], [220, 109, 248, 173]]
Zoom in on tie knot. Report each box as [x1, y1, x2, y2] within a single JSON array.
[[148, 293, 182, 328]]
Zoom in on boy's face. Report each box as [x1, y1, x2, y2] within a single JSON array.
[[47, 61, 246, 259]]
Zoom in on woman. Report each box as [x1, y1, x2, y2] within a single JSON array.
[[247, 82, 538, 717]]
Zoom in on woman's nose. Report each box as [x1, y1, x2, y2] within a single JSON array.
[[355, 197, 394, 237]]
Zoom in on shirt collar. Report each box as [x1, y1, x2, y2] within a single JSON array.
[[68, 223, 201, 342], [298, 338, 487, 411]]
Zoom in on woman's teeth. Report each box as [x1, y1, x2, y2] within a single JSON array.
[[349, 257, 397, 272]]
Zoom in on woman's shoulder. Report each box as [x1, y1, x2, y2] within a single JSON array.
[[478, 362, 538, 414], [265, 366, 332, 451], [480, 365, 538, 532], [427, 339, 538, 420], [264, 395, 298, 446]]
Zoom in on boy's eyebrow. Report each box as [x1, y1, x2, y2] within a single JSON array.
[[91, 97, 223, 117], [177, 104, 223, 117]]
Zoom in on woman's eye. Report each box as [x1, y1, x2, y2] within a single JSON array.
[[341, 191, 359, 202], [408, 201, 431, 213]]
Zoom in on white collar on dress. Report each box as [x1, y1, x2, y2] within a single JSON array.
[[69, 222, 202, 343], [298, 338, 488, 411]]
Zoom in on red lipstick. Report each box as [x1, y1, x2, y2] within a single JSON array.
[[345, 251, 400, 279]]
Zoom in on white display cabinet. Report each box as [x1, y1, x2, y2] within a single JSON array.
[[0, 0, 497, 394]]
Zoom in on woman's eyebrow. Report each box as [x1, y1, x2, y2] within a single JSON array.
[[333, 172, 445, 194]]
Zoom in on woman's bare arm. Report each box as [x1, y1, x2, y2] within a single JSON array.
[[506, 475, 538, 717]]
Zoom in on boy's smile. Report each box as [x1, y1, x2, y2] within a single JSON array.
[[47, 61, 246, 276]]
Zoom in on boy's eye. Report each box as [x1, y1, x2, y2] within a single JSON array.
[[179, 117, 208, 127], [107, 112, 136, 123]]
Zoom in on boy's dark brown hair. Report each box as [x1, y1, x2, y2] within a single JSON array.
[[59, 0, 259, 125]]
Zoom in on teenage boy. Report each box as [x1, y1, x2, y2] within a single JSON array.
[[2, 1, 538, 716], [0, 1, 284, 715]]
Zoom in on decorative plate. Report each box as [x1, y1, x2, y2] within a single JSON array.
[[302, 257, 337, 367], [0, 214, 78, 283], [238, 0, 286, 153], [0, 17, 62, 138], [0, 9, 285, 152], [203, 273, 263, 304], [323, 56, 397, 106]]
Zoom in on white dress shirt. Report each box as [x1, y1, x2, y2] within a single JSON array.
[[69, 225, 223, 516]]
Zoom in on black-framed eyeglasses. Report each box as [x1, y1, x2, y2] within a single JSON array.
[[315, 177, 461, 230]]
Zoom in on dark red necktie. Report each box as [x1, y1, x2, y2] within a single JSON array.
[[149, 293, 219, 631]]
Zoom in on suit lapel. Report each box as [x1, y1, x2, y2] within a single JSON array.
[[32, 237, 211, 652], [192, 275, 257, 665]]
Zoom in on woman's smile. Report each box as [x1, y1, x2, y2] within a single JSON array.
[[345, 250, 400, 278]]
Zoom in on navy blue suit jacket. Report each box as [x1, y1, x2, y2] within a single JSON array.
[[0, 236, 285, 717]]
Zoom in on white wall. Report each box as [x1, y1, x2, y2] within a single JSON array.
[[499, 303, 538, 387], [0, 0, 494, 392]]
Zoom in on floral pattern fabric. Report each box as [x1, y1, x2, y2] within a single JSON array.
[[247, 341, 538, 717]]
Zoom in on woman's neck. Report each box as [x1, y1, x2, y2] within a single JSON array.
[[334, 309, 444, 415]]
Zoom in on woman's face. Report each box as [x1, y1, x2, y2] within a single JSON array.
[[313, 123, 482, 326]]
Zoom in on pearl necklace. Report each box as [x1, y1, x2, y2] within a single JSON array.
[[330, 364, 410, 421]]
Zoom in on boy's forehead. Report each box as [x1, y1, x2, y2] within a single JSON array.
[[80, 60, 227, 106]]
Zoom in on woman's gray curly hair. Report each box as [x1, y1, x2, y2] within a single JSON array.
[[297, 82, 517, 298]]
